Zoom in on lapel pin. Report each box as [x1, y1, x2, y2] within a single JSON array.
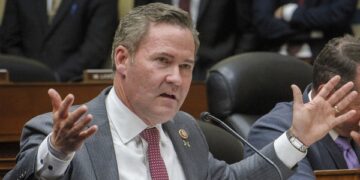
[[179, 129, 191, 148], [179, 129, 188, 139]]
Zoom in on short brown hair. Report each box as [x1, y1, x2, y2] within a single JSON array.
[[313, 35, 360, 90], [111, 3, 199, 69]]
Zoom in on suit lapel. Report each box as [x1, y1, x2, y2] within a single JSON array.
[[321, 135, 348, 169], [44, 0, 74, 41], [84, 88, 120, 180], [163, 119, 199, 179]]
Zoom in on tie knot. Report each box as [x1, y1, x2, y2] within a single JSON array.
[[140, 127, 159, 144], [335, 136, 352, 151]]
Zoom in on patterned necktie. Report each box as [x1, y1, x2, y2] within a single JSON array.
[[141, 128, 169, 180], [335, 136, 360, 169], [179, 0, 190, 13]]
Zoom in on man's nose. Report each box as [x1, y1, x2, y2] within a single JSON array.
[[166, 66, 182, 86]]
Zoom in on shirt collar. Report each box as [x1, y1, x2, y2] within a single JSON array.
[[308, 89, 313, 101], [106, 88, 148, 144]]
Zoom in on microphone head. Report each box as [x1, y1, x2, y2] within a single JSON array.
[[200, 112, 211, 122]]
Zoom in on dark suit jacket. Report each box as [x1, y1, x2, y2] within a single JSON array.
[[0, 0, 118, 81], [4, 87, 295, 180], [245, 85, 360, 179], [253, 0, 357, 57], [135, 0, 254, 81]]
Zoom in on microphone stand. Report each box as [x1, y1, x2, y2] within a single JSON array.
[[200, 112, 283, 180]]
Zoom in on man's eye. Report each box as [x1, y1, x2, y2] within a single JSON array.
[[180, 64, 192, 70], [157, 57, 169, 64]]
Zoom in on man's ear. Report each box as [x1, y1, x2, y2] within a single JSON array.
[[114, 45, 130, 77]]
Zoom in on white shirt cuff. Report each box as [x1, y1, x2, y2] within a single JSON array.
[[283, 3, 298, 22], [274, 132, 306, 168], [36, 134, 75, 179]]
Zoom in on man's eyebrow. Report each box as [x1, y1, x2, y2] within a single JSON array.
[[155, 52, 174, 58], [184, 59, 195, 65], [155, 52, 195, 64]]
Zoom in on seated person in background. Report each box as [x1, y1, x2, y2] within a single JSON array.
[[245, 35, 360, 179], [4, 3, 360, 180], [253, 0, 357, 63], [0, 0, 118, 82], [135, 0, 255, 81]]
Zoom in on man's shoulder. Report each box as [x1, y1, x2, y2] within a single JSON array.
[[167, 111, 198, 127], [174, 111, 197, 122], [254, 102, 293, 128], [258, 101, 293, 123]]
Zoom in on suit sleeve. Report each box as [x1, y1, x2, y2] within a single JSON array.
[[290, 0, 357, 30], [208, 142, 295, 180], [245, 103, 316, 179], [3, 114, 54, 180], [56, 0, 118, 81], [253, 0, 298, 40]]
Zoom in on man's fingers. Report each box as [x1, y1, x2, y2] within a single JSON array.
[[291, 84, 303, 107], [79, 125, 98, 140], [58, 93, 75, 118], [48, 88, 62, 112], [63, 105, 88, 129], [333, 91, 358, 113], [68, 113, 92, 135], [317, 75, 341, 99], [327, 81, 355, 106], [333, 110, 356, 127]]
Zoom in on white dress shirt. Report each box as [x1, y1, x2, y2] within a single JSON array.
[[106, 88, 186, 180]]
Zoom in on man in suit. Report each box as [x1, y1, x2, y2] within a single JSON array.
[[253, 0, 357, 63], [245, 35, 360, 179], [0, 0, 118, 81], [135, 0, 255, 81], [4, 3, 360, 180]]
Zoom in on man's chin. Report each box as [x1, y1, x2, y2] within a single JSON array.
[[152, 109, 178, 123]]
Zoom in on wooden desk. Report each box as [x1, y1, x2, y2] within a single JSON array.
[[0, 82, 207, 178], [0, 82, 207, 141], [0, 69, 9, 84], [315, 169, 360, 180]]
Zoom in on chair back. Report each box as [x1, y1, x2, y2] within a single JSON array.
[[0, 54, 57, 82], [206, 52, 312, 138], [198, 120, 243, 164]]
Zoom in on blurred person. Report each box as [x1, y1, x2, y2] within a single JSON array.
[[0, 0, 118, 81], [253, 0, 357, 63], [246, 35, 360, 179]]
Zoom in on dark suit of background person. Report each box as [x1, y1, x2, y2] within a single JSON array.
[[0, 0, 118, 81], [245, 85, 360, 179], [135, 0, 255, 81], [4, 87, 294, 180], [253, 0, 357, 62]]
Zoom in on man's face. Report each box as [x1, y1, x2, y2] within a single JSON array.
[[114, 23, 195, 126], [334, 66, 360, 137]]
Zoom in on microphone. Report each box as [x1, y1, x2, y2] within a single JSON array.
[[200, 112, 283, 180]]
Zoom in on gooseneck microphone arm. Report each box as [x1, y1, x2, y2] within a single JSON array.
[[200, 112, 283, 180]]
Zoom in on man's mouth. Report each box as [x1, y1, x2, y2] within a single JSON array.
[[160, 93, 177, 100]]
